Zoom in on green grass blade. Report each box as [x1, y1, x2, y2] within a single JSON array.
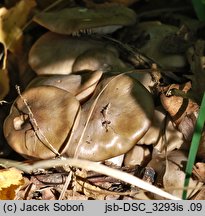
[[191, 0, 205, 21], [182, 92, 205, 199]]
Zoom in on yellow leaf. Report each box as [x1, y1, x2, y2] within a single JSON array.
[[0, 168, 24, 200], [0, 0, 36, 56]]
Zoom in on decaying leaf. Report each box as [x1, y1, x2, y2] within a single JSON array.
[[163, 150, 203, 199], [160, 82, 199, 125], [147, 150, 203, 199], [0, 0, 36, 55], [0, 167, 24, 200], [191, 188, 205, 200], [0, 0, 36, 101]]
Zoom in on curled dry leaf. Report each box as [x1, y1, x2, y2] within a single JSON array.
[[160, 82, 205, 159], [3, 86, 80, 159], [33, 6, 137, 35], [29, 32, 121, 75], [65, 74, 154, 161], [0, 168, 24, 200], [160, 82, 199, 125], [27, 70, 103, 103]]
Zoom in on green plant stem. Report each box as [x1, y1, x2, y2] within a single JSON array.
[[191, 0, 205, 21], [182, 92, 205, 199]]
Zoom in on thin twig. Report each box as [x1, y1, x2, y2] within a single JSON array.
[[0, 158, 181, 200], [15, 85, 60, 157], [58, 171, 73, 200]]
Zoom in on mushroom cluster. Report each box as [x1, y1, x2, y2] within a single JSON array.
[[3, 5, 189, 167], [4, 4, 204, 199], [3, 5, 157, 162]]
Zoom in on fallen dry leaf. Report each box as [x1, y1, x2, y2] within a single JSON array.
[[191, 188, 205, 200], [0, 0, 36, 67], [0, 0, 36, 101], [163, 150, 203, 199], [160, 82, 199, 125], [0, 167, 24, 200]]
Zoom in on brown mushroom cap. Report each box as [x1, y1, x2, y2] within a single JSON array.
[[65, 74, 154, 161], [33, 6, 137, 35], [28, 32, 119, 75], [3, 86, 80, 159], [124, 145, 151, 166], [27, 70, 103, 102], [137, 107, 184, 153], [72, 48, 128, 73]]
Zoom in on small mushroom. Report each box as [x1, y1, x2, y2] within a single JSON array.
[[3, 86, 80, 159], [124, 145, 151, 166], [29, 32, 120, 75], [27, 70, 103, 102], [72, 48, 128, 73], [129, 72, 156, 92], [65, 74, 154, 161], [137, 107, 184, 153], [33, 6, 137, 35]]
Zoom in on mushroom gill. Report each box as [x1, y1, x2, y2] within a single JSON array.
[[33, 6, 137, 35]]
